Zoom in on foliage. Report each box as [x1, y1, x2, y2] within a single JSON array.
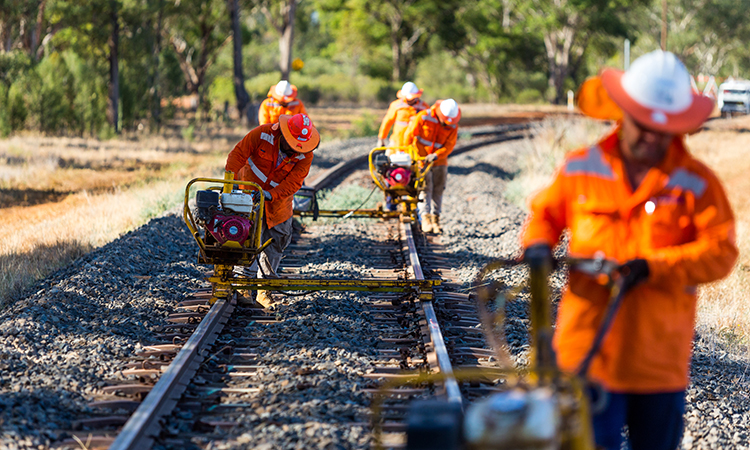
[[1, 0, 750, 136]]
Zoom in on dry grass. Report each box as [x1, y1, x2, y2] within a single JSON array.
[[686, 117, 750, 351], [504, 117, 610, 207], [0, 134, 226, 308]]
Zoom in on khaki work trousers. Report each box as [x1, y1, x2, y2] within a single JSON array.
[[248, 217, 293, 278], [419, 164, 448, 216]]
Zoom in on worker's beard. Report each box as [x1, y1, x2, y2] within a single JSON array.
[[627, 138, 670, 166], [279, 137, 299, 158]]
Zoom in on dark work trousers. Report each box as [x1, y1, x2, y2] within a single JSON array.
[[589, 388, 686, 450]]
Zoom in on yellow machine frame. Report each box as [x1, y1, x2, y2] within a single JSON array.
[[183, 172, 441, 305], [368, 145, 434, 219], [183, 172, 273, 266]]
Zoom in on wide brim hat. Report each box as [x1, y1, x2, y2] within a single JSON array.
[[601, 70, 713, 134], [588, 50, 715, 134], [269, 83, 298, 103], [397, 88, 424, 101], [279, 114, 319, 153]]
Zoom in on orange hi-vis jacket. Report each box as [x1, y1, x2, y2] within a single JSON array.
[[378, 98, 429, 145], [258, 94, 307, 126], [522, 128, 738, 393], [403, 104, 458, 166], [226, 124, 313, 228]]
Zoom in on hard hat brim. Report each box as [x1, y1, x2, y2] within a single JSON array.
[[600, 69, 714, 134], [270, 83, 299, 103], [279, 114, 319, 153], [577, 76, 623, 121], [397, 88, 424, 101]]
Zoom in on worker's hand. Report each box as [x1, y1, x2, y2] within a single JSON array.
[[617, 259, 649, 293], [425, 153, 438, 163], [377, 138, 387, 147], [263, 190, 273, 201], [523, 244, 554, 271]]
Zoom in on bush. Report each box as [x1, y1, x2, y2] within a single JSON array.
[[515, 88, 544, 104]]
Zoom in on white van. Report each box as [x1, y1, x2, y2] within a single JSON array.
[[718, 79, 750, 117]]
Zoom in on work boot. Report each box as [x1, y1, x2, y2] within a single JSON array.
[[255, 290, 273, 308], [421, 214, 434, 234], [432, 214, 442, 234]]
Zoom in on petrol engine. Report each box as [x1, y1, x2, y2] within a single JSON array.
[[195, 190, 255, 246]]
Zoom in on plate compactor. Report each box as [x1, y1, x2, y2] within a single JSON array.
[[292, 144, 433, 225], [183, 171, 440, 306]]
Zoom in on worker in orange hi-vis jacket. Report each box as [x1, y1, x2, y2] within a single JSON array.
[[377, 81, 429, 150], [258, 80, 307, 126], [522, 50, 738, 450], [402, 99, 461, 234], [226, 113, 319, 307]]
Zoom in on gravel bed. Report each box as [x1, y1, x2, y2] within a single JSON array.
[[0, 214, 206, 449], [1, 133, 748, 449], [170, 221, 398, 450]]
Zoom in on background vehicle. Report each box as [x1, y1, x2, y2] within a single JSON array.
[[717, 79, 750, 117]]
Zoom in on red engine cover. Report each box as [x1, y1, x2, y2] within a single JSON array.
[[207, 214, 252, 245], [386, 167, 412, 187]]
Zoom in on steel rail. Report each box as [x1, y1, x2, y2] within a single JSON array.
[[305, 124, 531, 193], [401, 221, 463, 406], [109, 295, 235, 450]]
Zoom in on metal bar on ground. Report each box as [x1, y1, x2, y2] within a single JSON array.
[[401, 222, 463, 407], [206, 277, 440, 292], [109, 296, 235, 450]]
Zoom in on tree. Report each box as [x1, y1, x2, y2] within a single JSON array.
[[107, 0, 120, 133], [256, 0, 298, 80], [228, 0, 250, 123], [449, 0, 544, 101], [164, 0, 230, 119], [519, 0, 641, 104]]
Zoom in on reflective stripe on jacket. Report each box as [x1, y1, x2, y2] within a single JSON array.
[[378, 98, 429, 145], [226, 124, 313, 228], [258, 97, 307, 126], [522, 128, 738, 393], [402, 105, 458, 166]]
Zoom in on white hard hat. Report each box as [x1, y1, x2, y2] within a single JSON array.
[[600, 50, 713, 133], [621, 51, 692, 114], [440, 98, 459, 119], [401, 82, 420, 96], [398, 81, 424, 100], [275, 80, 294, 98]]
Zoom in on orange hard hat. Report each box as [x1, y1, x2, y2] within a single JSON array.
[[279, 113, 319, 153]]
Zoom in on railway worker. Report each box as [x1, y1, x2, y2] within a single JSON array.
[[521, 50, 738, 450], [403, 98, 461, 234], [226, 113, 319, 307], [258, 80, 307, 126], [377, 81, 430, 150]]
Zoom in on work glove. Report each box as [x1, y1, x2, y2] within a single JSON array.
[[617, 259, 649, 293], [425, 153, 438, 163], [523, 244, 554, 271], [263, 190, 273, 201], [377, 138, 387, 147]]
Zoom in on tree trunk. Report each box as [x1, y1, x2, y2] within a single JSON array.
[[544, 27, 574, 105], [229, 0, 250, 123], [107, 0, 120, 133], [30, 0, 46, 60], [279, 0, 296, 80], [149, 0, 164, 131]]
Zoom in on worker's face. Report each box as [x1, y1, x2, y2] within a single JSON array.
[[620, 114, 674, 166], [279, 135, 299, 157], [406, 97, 419, 106]]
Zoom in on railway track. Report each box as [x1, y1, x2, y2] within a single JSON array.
[[53, 125, 529, 449]]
